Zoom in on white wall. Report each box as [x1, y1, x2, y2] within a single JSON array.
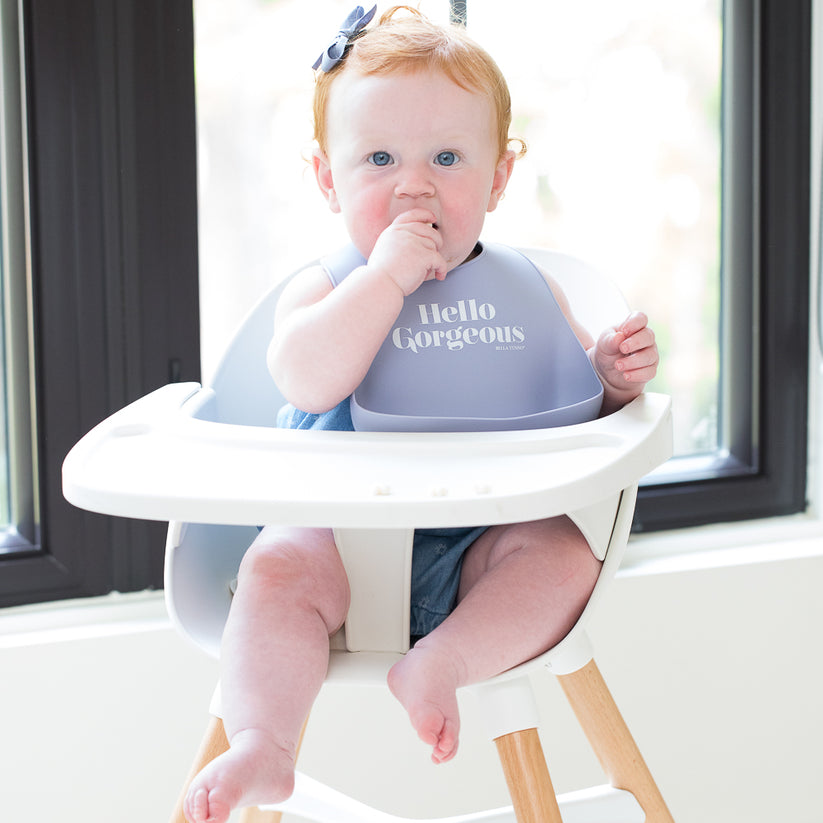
[[1, 545, 821, 823]]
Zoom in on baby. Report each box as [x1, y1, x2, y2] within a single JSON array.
[[184, 6, 659, 822]]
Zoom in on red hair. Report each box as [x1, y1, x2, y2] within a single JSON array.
[[313, 6, 525, 160]]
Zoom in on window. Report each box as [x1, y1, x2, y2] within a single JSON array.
[[201, 0, 723, 404], [637, 0, 811, 529], [195, 0, 810, 530], [0, 0, 811, 607], [0, 0, 200, 608], [469, 0, 722, 465]]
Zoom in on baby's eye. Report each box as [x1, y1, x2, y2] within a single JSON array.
[[434, 150, 458, 167], [368, 151, 393, 167]]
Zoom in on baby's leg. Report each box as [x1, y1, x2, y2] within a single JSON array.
[[388, 516, 600, 764], [184, 526, 350, 823]]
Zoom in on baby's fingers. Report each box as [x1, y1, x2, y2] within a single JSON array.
[[616, 361, 658, 385], [617, 311, 649, 337], [615, 344, 659, 383], [393, 208, 440, 232], [596, 327, 627, 357], [618, 320, 655, 356]]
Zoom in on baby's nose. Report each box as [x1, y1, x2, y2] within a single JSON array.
[[395, 168, 435, 199]]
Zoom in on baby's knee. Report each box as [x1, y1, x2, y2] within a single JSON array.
[[238, 536, 300, 584], [238, 529, 350, 614], [240, 529, 334, 580], [479, 516, 600, 582]]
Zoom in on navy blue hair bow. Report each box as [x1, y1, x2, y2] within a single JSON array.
[[312, 5, 377, 72]]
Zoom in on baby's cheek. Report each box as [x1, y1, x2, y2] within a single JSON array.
[[346, 209, 391, 259]]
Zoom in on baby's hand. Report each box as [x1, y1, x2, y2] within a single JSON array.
[[592, 311, 659, 394], [368, 209, 447, 295]]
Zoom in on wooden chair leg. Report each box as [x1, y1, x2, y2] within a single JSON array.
[[494, 727, 564, 823], [169, 715, 230, 823], [557, 658, 675, 823]]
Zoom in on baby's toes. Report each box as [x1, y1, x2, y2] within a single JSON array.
[[431, 718, 459, 764], [184, 786, 231, 823], [184, 787, 209, 823]]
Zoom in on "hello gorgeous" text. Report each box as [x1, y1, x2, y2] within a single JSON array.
[[391, 300, 526, 353]]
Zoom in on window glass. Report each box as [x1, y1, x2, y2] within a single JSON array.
[[471, 1, 721, 462], [1, 0, 29, 544], [195, 0, 721, 464], [0, 230, 8, 530], [1, 2, 10, 531]]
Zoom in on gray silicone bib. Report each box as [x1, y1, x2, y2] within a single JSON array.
[[322, 243, 604, 432]]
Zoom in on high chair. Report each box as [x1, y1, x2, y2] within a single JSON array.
[[62, 248, 674, 823]]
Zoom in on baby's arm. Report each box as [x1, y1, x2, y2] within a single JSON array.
[[268, 209, 447, 413]]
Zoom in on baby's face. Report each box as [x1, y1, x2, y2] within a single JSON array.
[[316, 69, 513, 270]]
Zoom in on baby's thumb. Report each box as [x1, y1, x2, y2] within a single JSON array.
[[598, 327, 626, 357]]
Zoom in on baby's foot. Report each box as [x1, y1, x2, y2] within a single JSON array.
[[387, 641, 464, 764], [183, 728, 295, 823]]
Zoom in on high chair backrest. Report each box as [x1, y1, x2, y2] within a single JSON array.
[[201, 248, 629, 429]]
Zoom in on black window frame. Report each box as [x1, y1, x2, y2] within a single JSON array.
[[0, 0, 812, 608], [0, 0, 200, 608], [634, 0, 811, 530]]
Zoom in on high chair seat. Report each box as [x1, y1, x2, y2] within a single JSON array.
[[62, 248, 675, 823]]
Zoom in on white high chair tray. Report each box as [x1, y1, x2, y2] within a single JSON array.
[[62, 381, 671, 528]]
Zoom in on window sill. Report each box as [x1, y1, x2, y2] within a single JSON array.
[[0, 590, 169, 649], [622, 511, 823, 576], [1, 513, 820, 650]]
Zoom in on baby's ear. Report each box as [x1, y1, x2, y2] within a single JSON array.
[[312, 148, 341, 213], [487, 149, 516, 213]]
